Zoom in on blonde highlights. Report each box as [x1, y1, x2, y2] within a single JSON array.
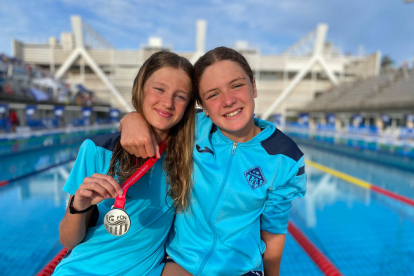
[[108, 51, 195, 213]]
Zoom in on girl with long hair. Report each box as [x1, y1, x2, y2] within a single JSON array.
[[54, 51, 196, 276], [119, 47, 307, 276]]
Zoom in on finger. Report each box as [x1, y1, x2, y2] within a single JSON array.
[[78, 188, 94, 199], [81, 181, 112, 199], [150, 132, 160, 159], [141, 126, 156, 158], [129, 144, 143, 158], [138, 145, 148, 159], [73, 191, 96, 210], [145, 137, 156, 158], [78, 189, 106, 206], [119, 114, 128, 131], [89, 175, 120, 197], [92, 174, 123, 196], [120, 134, 134, 155], [155, 143, 160, 159], [123, 144, 135, 156]]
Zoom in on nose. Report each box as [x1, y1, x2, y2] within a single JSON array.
[[162, 94, 174, 109], [222, 91, 236, 107]]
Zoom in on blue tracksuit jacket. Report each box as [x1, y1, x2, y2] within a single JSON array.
[[166, 111, 307, 275]]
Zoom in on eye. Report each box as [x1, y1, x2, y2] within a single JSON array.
[[155, 87, 164, 92], [233, 84, 244, 89], [207, 93, 218, 100], [175, 94, 187, 101]]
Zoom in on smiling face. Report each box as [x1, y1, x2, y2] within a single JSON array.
[[141, 67, 192, 139], [198, 60, 259, 142]]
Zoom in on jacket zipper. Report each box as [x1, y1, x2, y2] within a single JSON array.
[[197, 142, 237, 275]]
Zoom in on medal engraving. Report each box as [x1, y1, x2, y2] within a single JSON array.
[[104, 208, 131, 236]]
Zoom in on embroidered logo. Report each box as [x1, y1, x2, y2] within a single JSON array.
[[196, 144, 214, 156], [244, 166, 267, 190]]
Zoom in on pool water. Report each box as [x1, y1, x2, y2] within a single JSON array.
[[1, 142, 413, 275]]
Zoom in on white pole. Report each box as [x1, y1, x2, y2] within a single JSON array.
[[79, 48, 133, 112], [55, 48, 81, 79], [262, 56, 317, 120]]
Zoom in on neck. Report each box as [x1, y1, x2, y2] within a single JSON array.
[[222, 117, 261, 143], [152, 128, 169, 144]]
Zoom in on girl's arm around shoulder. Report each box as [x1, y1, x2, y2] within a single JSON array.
[[118, 110, 207, 159], [118, 112, 160, 159]]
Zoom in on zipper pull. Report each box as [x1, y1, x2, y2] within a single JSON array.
[[231, 142, 237, 155]]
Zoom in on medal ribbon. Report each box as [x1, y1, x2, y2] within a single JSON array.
[[114, 141, 166, 209]]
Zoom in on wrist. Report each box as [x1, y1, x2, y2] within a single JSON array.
[[69, 196, 95, 214], [72, 197, 90, 211]]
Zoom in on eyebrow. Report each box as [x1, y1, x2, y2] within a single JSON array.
[[152, 82, 190, 94], [152, 81, 166, 87], [202, 77, 247, 96]]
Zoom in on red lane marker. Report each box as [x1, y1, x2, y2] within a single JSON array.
[[371, 185, 414, 206], [36, 248, 68, 276], [288, 222, 343, 276], [0, 180, 9, 187]]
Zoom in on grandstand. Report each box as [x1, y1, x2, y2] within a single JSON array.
[[294, 67, 414, 130], [12, 16, 380, 120]]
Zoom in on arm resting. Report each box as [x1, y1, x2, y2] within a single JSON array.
[[59, 196, 94, 249], [261, 231, 286, 276]]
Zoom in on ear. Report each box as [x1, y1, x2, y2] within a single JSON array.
[[252, 78, 258, 98], [203, 106, 209, 117], [198, 101, 209, 117]]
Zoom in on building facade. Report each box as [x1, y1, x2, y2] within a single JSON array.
[[12, 16, 380, 120]]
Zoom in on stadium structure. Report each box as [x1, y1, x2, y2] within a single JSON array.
[[293, 67, 414, 131], [12, 16, 381, 122]]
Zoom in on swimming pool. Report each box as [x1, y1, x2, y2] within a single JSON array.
[[1, 141, 413, 275]]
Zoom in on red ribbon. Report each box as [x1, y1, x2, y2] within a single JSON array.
[[114, 141, 166, 209]]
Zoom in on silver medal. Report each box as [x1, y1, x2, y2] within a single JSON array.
[[104, 206, 131, 236]]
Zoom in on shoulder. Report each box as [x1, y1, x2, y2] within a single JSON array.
[[195, 109, 216, 136], [90, 132, 121, 152], [195, 108, 207, 123], [260, 128, 303, 162]]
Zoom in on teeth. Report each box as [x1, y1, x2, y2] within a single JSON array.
[[225, 109, 242, 118]]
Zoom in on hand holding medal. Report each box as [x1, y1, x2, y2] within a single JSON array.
[[72, 174, 123, 212], [104, 141, 166, 236]]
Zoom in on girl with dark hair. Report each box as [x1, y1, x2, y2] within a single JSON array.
[[120, 47, 306, 275], [120, 46, 307, 276], [54, 51, 196, 275]]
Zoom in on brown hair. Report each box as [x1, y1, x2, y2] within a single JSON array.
[[108, 51, 195, 213], [193, 46, 254, 105]]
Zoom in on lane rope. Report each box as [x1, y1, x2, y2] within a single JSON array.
[[305, 159, 414, 206], [288, 222, 343, 276], [36, 248, 68, 276]]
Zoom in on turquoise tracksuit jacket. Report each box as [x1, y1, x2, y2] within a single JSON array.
[[166, 111, 307, 275]]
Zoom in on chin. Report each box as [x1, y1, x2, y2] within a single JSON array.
[[153, 124, 171, 132], [223, 119, 248, 129]]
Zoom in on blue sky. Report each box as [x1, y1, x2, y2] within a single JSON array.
[[0, 0, 413, 66]]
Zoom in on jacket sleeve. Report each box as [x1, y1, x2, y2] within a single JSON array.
[[62, 139, 101, 195], [260, 155, 307, 234]]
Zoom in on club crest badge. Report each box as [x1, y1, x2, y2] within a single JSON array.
[[244, 166, 267, 190]]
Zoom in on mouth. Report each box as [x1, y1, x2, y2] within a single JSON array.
[[155, 108, 173, 118], [223, 108, 243, 118]]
